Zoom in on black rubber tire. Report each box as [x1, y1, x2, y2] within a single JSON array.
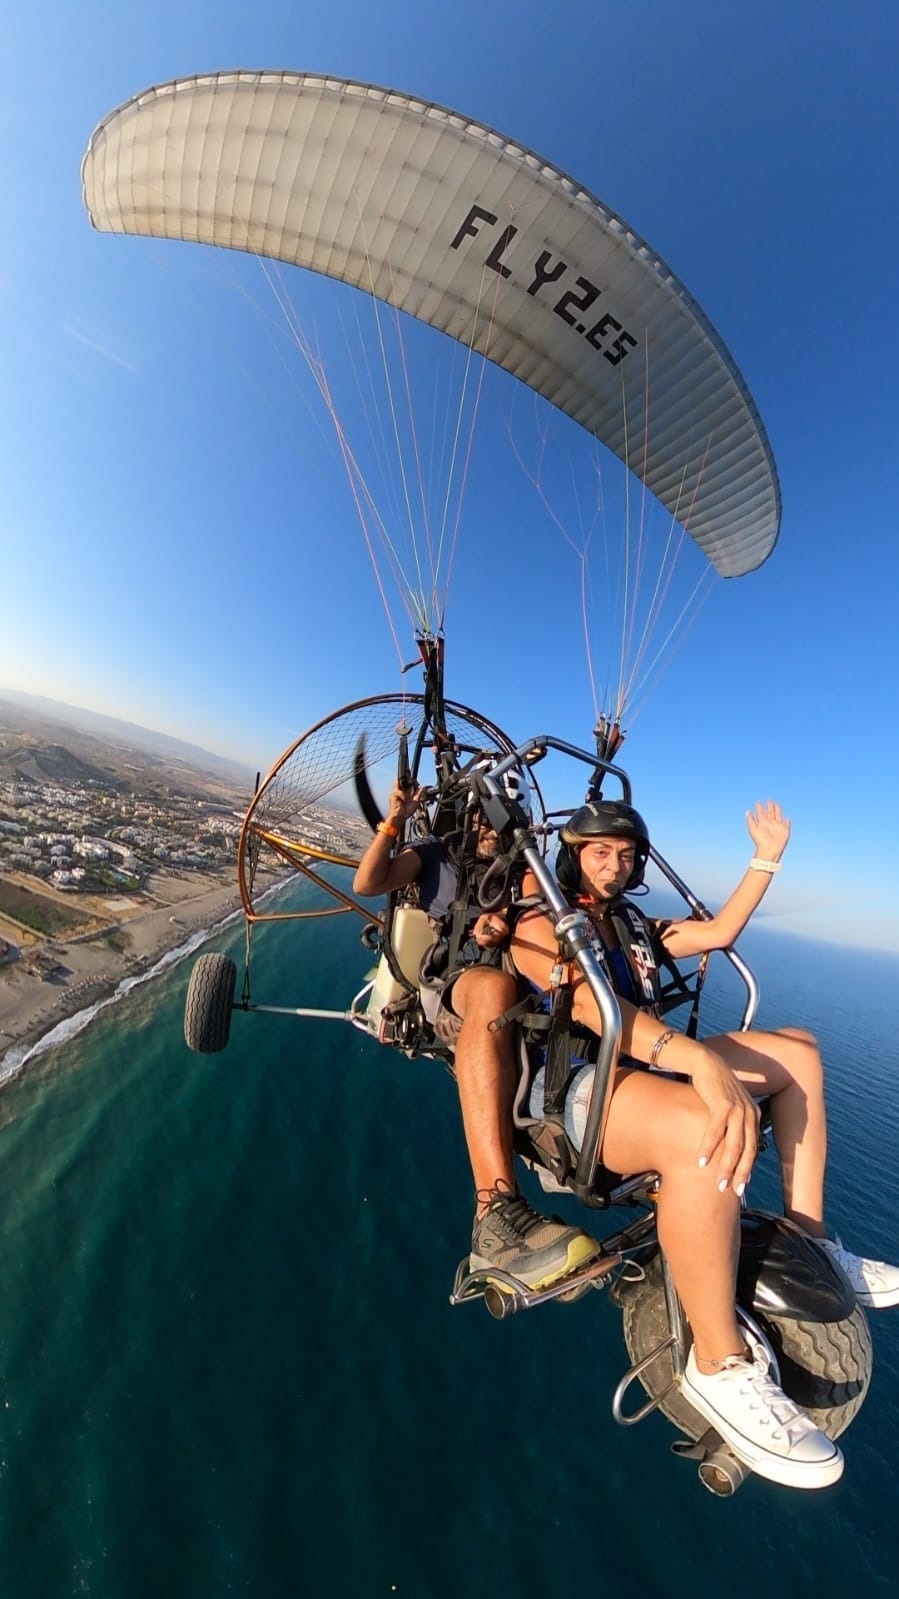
[[184, 953, 237, 1053], [755, 1303, 872, 1437], [620, 1251, 873, 1443]]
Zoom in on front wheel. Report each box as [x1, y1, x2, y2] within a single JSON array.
[[184, 953, 237, 1053], [619, 1251, 872, 1443], [755, 1304, 872, 1436]]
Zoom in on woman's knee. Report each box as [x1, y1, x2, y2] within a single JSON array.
[[714, 1028, 823, 1097], [777, 1025, 819, 1049], [774, 1027, 825, 1091], [761, 1029, 819, 1106]]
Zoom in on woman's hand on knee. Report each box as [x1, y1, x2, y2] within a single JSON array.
[[691, 1048, 761, 1194]]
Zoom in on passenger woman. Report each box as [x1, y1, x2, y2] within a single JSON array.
[[512, 799, 899, 1489]]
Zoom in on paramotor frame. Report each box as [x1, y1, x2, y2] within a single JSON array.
[[237, 683, 546, 927]]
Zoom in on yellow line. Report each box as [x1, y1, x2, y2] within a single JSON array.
[[254, 828, 358, 869]]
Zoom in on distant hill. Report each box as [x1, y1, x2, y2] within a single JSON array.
[[0, 739, 125, 789], [0, 689, 254, 787]]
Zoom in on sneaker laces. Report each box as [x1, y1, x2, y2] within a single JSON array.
[[475, 1183, 547, 1243], [826, 1237, 887, 1286], [716, 1343, 817, 1448]]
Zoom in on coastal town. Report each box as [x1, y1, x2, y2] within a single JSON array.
[[0, 769, 241, 900], [0, 699, 369, 1069]]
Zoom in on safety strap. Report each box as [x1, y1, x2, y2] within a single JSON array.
[[444, 833, 482, 972], [442, 823, 525, 971], [656, 947, 708, 1037], [542, 978, 575, 1120], [488, 991, 550, 1036], [477, 850, 519, 911], [609, 902, 662, 1016]]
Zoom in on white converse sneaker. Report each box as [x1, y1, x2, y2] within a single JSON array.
[[681, 1328, 844, 1490], [820, 1237, 899, 1309]]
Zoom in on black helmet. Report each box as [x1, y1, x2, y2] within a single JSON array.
[[556, 801, 650, 892]]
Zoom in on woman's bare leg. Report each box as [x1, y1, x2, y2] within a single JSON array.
[[707, 1028, 827, 1236], [600, 1070, 744, 1365]]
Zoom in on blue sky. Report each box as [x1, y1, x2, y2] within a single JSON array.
[[2, 1, 898, 951]]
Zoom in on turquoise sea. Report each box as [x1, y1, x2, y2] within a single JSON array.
[[1, 881, 898, 1598]]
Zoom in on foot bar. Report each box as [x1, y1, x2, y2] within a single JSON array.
[[450, 1250, 622, 1316]]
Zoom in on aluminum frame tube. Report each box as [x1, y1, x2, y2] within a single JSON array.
[[483, 756, 625, 1198], [648, 847, 759, 1030]]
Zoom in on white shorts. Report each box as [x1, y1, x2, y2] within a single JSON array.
[[528, 1063, 595, 1150]]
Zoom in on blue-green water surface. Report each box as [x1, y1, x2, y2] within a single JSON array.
[[1, 899, 898, 1598]]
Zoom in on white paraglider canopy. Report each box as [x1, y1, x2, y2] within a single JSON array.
[[82, 70, 780, 579]]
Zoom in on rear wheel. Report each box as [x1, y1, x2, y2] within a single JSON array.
[[620, 1251, 873, 1442], [184, 953, 237, 1053]]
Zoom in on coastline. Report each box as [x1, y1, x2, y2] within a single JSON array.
[[0, 871, 247, 1086]]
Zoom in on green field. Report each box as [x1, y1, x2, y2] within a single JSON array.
[[0, 879, 94, 937]]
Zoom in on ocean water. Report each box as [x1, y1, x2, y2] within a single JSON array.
[[1, 886, 898, 1598]]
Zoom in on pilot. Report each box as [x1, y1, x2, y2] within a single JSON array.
[[353, 775, 601, 1293]]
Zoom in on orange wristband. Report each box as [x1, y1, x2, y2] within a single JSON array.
[[377, 820, 399, 839]]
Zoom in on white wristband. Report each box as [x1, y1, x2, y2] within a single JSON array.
[[749, 857, 782, 873]]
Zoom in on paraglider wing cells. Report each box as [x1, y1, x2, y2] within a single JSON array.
[[82, 71, 780, 578]]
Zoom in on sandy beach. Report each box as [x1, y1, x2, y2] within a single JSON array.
[[0, 870, 245, 1076]]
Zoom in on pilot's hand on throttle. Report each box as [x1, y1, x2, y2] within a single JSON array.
[[387, 782, 424, 829], [472, 912, 510, 949]]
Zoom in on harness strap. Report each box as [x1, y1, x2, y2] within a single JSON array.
[[477, 851, 519, 911], [525, 1120, 574, 1186], [443, 831, 524, 971], [444, 843, 480, 972], [488, 993, 549, 1035], [543, 980, 575, 1120], [610, 901, 662, 1017]]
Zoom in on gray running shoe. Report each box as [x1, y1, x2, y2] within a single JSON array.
[[470, 1187, 601, 1290]]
